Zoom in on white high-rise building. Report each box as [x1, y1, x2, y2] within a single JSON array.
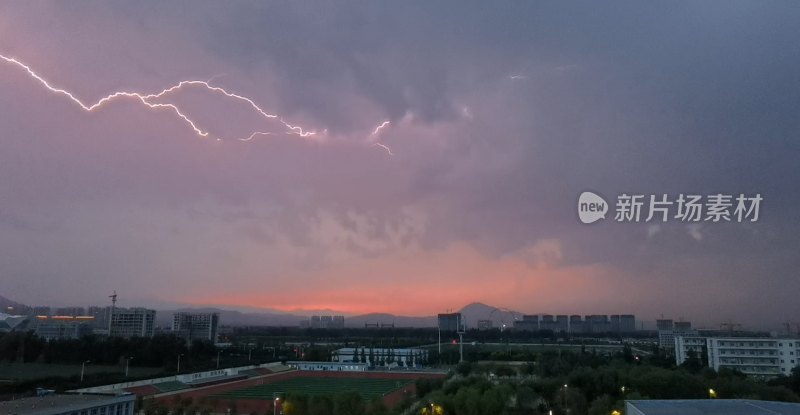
[[109, 308, 156, 338], [658, 321, 696, 349], [705, 337, 800, 378], [172, 312, 219, 342]]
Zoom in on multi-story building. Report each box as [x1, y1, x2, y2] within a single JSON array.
[[656, 319, 674, 331], [306, 315, 345, 329], [659, 321, 696, 349], [609, 314, 637, 333], [620, 315, 636, 332], [585, 315, 611, 333], [610, 315, 621, 332], [0, 313, 29, 332], [172, 312, 219, 342], [514, 315, 539, 332], [540, 314, 555, 331], [54, 307, 86, 317], [33, 316, 94, 340], [109, 308, 156, 338], [555, 315, 569, 332], [321, 315, 332, 328], [437, 313, 464, 332], [674, 335, 708, 365], [569, 315, 583, 333], [332, 315, 345, 328], [335, 347, 427, 367], [706, 337, 800, 378], [32, 306, 51, 316], [87, 306, 110, 330]]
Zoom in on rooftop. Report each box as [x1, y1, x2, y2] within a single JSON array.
[[627, 399, 800, 415], [0, 393, 134, 415]]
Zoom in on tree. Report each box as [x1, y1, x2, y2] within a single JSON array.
[[333, 392, 364, 415], [680, 349, 704, 373], [455, 361, 472, 377], [308, 395, 334, 415], [588, 394, 614, 415], [283, 393, 309, 415]]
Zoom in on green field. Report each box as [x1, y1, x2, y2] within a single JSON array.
[[0, 362, 161, 381], [214, 377, 412, 400]]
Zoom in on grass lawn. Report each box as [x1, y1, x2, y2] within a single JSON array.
[[0, 362, 161, 381]]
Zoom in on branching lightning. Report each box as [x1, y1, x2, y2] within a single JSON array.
[[0, 53, 318, 141], [369, 120, 393, 156]]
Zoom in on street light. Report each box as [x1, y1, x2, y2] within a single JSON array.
[[425, 403, 441, 415], [80, 360, 91, 382], [177, 353, 185, 373], [709, 388, 717, 399], [125, 357, 134, 377], [273, 396, 280, 415]]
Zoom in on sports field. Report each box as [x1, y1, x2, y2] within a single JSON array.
[[214, 376, 412, 400], [153, 370, 446, 413]]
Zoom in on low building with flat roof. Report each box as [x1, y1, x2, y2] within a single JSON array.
[[287, 361, 368, 372], [626, 399, 800, 415], [0, 393, 135, 415]]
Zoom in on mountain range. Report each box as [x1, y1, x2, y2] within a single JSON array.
[[1, 294, 522, 328]]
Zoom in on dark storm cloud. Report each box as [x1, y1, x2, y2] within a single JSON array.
[[0, 1, 798, 326]]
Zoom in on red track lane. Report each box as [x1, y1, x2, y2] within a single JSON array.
[[150, 371, 446, 412]]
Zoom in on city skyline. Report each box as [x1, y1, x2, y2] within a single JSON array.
[[1, 2, 799, 328]]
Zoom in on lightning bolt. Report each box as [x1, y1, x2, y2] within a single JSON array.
[[368, 120, 393, 156], [370, 120, 391, 137], [372, 142, 393, 157], [0, 53, 319, 141]]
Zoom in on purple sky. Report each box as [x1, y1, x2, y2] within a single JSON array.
[[0, 2, 798, 329]]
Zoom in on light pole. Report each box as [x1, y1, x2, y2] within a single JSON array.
[[273, 396, 280, 415], [177, 353, 185, 373], [80, 360, 91, 382], [437, 324, 441, 366], [217, 350, 222, 369], [125, 357, 134, 377]]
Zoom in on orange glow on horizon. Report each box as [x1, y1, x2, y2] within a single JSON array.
[[174, 242, 622, 317]]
